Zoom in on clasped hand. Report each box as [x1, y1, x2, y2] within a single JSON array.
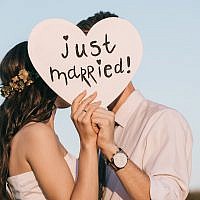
[[71, 91, 116, 157]]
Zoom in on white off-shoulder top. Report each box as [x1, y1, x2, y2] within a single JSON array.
[[7, 153, 78, 200]]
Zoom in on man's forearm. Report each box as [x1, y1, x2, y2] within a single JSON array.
[[103, 145, 150, 200], [116, 159, 150, 200]]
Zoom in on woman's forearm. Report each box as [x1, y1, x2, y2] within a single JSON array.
[[71, 145, 98, 200]]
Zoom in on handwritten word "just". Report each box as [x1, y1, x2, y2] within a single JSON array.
[[61, 34, 116, 58]]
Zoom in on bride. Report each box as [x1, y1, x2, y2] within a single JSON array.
[[0, 41, 101, 200]]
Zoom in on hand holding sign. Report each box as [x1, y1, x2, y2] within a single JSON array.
[[28, 17, 143, 106]]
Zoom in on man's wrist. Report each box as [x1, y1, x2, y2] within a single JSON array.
[[105, 147, 129, 172], [101, 144, 119, 160]]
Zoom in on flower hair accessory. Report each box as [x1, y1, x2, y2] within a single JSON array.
[[0, 69, 36, 98]]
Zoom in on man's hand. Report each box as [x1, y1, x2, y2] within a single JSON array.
[[92, 107, 151, 200], [91, 107, 118, 159]]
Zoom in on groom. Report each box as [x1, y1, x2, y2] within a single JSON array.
[[77, 12, 192, 200]]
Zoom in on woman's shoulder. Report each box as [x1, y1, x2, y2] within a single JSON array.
[[19, 122, 54, 137], [9, 122, 59, 176], [17, 122, 58, 155]]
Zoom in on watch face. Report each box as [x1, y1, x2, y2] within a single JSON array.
[[113, 152, 128, 168]]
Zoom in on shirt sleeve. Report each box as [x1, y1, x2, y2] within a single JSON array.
[[143, 109, 192, 200]]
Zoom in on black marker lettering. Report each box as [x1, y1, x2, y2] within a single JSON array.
[[76, 44, 88, 58], [50, 67, 68, 85], [127, 56, 131, 73], [87, 65, 97, 84], [104, 64, 112, 78], [90, 41, 101, 56], [97, 59, 102, 78], [81, 67, 91, 87], [68, 65, 80, 79], [61, 35, 69, 59], [103, 34, 116, 54], [115, 58, 124, 73]]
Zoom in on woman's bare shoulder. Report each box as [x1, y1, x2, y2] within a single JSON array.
[[17, 122, 58, 157], [19, 122, 55, 138]]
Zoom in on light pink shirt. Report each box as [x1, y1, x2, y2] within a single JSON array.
[[103, 90, 192, 200]]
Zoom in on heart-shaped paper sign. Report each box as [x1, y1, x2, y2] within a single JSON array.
[[28, 17, 143, 106]]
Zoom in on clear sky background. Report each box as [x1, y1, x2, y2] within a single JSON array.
[[0, 0, 199, 191]]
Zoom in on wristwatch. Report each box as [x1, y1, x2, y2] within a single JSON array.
[[106, 148, 128, 171]]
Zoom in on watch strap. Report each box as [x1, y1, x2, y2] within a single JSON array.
[[106, 148, 128, 171]]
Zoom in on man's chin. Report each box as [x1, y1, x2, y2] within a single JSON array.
[[57, 102, 71, 109]]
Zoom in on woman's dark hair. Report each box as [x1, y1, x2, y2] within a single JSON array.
[[0, 41, 57, 199]]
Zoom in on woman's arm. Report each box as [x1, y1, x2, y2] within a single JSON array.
[[25, 124, 75, 200], [70, 91, 100, 199], [25, 92, 100, 200]]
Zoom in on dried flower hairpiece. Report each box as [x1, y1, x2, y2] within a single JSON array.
[[0, 69, 36, 98]]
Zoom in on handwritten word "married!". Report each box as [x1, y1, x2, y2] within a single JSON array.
[[50, 56, 131, 87], [49, 33, 132, 87]]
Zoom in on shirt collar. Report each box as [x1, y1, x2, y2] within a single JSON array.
[[115, 90, 145, 128]]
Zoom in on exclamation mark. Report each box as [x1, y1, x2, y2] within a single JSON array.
[[127, 56, 131, 73]]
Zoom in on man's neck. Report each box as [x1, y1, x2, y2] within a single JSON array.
[[109, 83, 135, 113]]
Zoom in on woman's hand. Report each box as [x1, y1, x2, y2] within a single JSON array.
[[91, 107, 118, 160], [71, 91, 100, 199], [71, 91, 101, 149]]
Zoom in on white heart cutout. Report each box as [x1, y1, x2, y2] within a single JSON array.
[[28, 18, 143, 106]]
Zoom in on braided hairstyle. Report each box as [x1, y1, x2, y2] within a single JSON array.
[[0, 41, 57, 199]]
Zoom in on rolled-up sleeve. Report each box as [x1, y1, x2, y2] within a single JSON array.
[[143, 109, 192, 200]]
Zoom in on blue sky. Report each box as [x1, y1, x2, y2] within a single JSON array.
[[0, 0, 199, 190]]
